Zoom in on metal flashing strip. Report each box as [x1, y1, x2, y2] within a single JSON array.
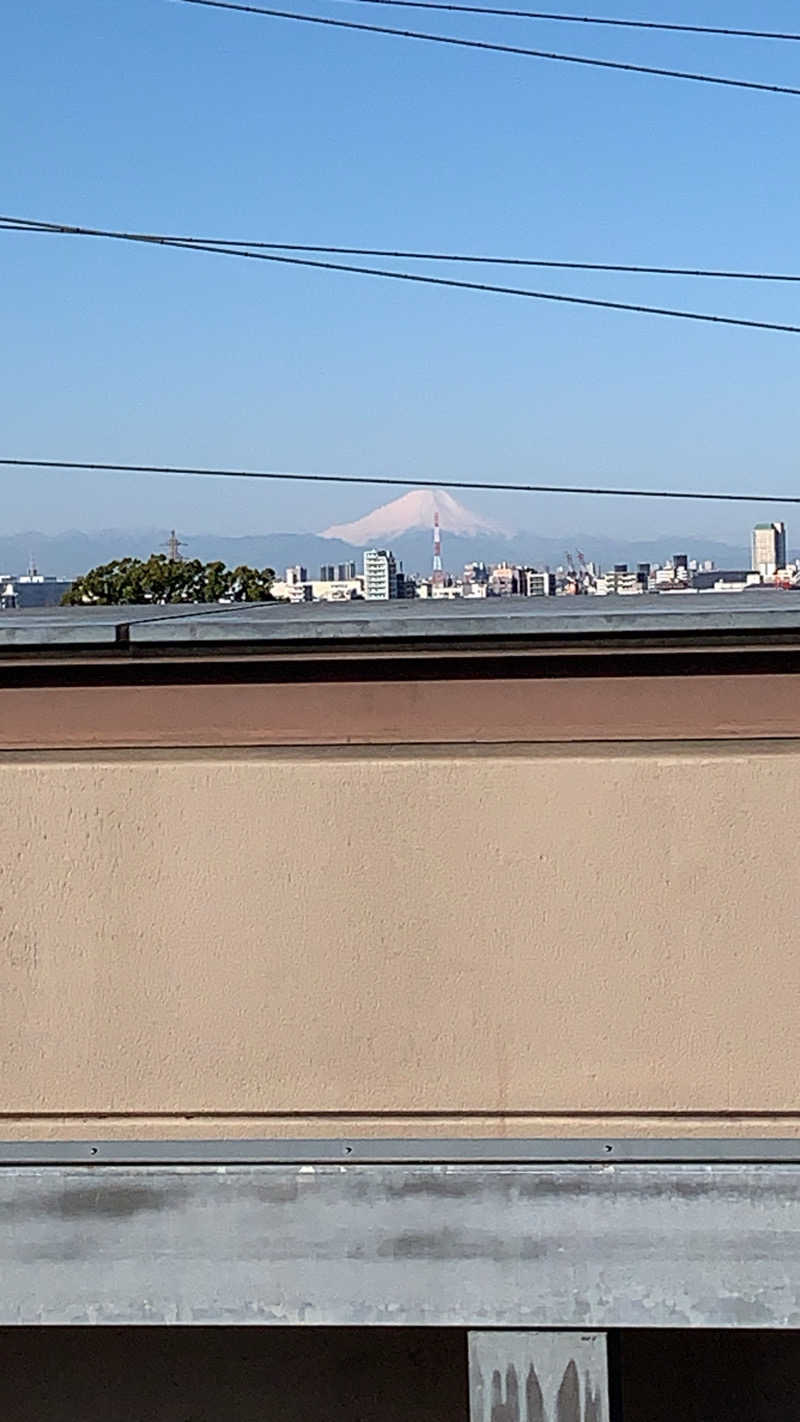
[[4, 1137, 800, 1165], [3, 1160, 800, 1326]]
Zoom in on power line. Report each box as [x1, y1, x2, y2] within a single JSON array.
[[4, 214, 800, 283], [341, 0, 800, 45], [3, 218, 799, 334], [3, 458, 800, 506], [175, 0, 800, 97]]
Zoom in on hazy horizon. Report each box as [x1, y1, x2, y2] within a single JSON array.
[[0, 475, 791, 549]]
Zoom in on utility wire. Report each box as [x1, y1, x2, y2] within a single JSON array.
[[4, 214, 800, 283], [3, 218, 799, 334], [343, 0, 800, 44], [174, 0, 800, 97], [3, 458, 800, 506]]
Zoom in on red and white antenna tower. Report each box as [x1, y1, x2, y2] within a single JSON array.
[[433, 510, 443, 587]]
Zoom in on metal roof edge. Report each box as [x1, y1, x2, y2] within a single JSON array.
[[2, 1137, 800, 1165]]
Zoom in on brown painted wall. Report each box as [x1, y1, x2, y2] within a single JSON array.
[[2, 674, 800, 749], [3, 736, 800, 1138]]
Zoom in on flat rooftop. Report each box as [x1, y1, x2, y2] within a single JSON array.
[[2, 590, 800, 652]]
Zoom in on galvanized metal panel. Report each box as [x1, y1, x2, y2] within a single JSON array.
[[3, 1162, 800, 1326], [469, 1332, 608, 1422]]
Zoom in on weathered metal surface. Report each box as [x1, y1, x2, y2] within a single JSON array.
[[469, 1331, 608, 1422], [2, 1163, 800, 1326]]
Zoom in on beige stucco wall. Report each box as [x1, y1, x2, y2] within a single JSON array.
[[3, 742, 800, 1138]]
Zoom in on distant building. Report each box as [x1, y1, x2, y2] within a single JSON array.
[[651, 559, 689, 591], [521, 569, 555, 597], [0, 574, 73, 609], [752, 522, 787, 578], [395, 569, 416, 599], [463, 562, 490, 588], [337, 562, 356, 581], [488, 564, 521, 597], [320, 564, 336, 582], [309, 578, 362, 601], [596, 564, 647, 596], [692, 569, 763, 592], [274, 569, 364, 602], [363, 549, 398, 600]]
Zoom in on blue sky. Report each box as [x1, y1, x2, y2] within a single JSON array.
[[1, 0, 799, 545]]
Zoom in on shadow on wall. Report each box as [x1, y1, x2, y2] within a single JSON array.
[[619, 1330, 800, 1422], [1, 1327, 799, 1421], [0, 1328, 468, 1422]]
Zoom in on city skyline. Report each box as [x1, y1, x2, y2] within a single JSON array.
[[0, 505, 793, 585]]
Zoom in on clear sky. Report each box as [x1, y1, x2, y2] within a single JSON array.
[[2, 0, 799, 545]]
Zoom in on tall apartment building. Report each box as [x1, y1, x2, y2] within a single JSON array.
[[322, 562, 358, 583], [752, 522, 787, 577], [521, 568, 556, 597], [363, 548, 398, 600]]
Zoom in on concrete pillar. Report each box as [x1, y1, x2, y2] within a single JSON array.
[[469, 1331, 609, 1422]]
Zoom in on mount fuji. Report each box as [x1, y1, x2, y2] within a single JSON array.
[[322, 488, 508, 545]]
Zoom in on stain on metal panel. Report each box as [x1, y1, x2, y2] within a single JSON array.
[[469, 1334, 608, 1422]]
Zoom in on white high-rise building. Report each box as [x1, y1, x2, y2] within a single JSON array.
[[363, 549, 398, 600], [752, 522, 787, 577], [521, 569, 555, 597]]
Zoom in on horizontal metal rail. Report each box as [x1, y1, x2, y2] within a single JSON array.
[[4, 1137, 800, 1165]]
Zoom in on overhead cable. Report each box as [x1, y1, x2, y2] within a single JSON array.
[[174, 0, 800, 97], [3, 218, 799, 333], [343, 0, 800, 44], [3, 458, 800, 505], [4, 214, 800, 283]]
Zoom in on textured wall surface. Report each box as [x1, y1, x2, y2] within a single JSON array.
[[3, 743, 800, 1133]]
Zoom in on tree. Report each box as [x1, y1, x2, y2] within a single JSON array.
[[62, 556, 275, 606], [201, 560, 229, 603], [228, 565, 276, 602]]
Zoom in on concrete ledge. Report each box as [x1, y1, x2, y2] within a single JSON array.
[[5, 594, 800, 652]]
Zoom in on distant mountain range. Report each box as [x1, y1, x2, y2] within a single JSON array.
[[0, 482, 764, 579], [2, 527, 754, 581]]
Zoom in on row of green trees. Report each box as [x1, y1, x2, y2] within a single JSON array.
[[62, 555, 276, 606]]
